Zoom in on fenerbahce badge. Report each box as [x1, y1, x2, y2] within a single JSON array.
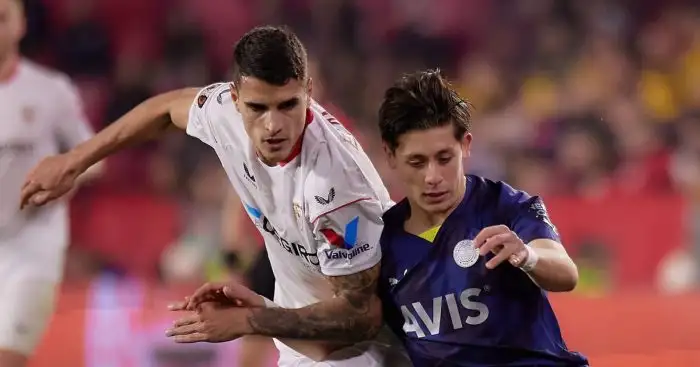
[[453, 239, 479, 268]]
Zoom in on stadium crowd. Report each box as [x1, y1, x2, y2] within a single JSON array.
[[19, 0, 700, 291]]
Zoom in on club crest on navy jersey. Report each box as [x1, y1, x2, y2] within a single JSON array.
[[453, 239, 479, 268]]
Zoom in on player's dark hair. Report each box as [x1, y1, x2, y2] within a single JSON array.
[[378, 69, 472, 151], [232, 25, 308, 86]]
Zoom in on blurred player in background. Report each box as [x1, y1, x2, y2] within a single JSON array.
[[0, 0, 100, 366], [376, 70, 589, 366], [20, 25, 409, 366], [220, 191, 276, 367]]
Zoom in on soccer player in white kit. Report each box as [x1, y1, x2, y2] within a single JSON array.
[[0, 0, 98, 366], [20, 26, 410, 366]]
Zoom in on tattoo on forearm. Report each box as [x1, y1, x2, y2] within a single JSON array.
[[247, 265, 382, 341]]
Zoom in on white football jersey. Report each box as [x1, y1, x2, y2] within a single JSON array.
[[186, 83, 394, 308], [0, 59, 93, 256]]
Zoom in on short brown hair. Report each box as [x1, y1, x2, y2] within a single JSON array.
[[232, 25, 308, 86], [378, 69, 472, 151]]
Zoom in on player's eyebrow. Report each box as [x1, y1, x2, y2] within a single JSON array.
[[277, 97, 299, 109], [244, 101, 268, 111], [405, 153, 428, 161]]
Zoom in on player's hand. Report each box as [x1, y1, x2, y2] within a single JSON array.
[[166, 302, 252, 343], [20, 153, 81, 209], [168, 281, 265, 312], [474, 225, 529, 270]]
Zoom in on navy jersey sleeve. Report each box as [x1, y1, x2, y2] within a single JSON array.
[[499, 184, 560, 244]]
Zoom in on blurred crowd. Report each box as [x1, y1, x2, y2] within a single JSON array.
[[20, 0, 700, 291]]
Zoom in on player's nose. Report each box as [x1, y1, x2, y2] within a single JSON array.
[[263, 112, 285, 133], [424, 162, 443, 185]]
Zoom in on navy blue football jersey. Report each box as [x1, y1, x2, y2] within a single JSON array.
[[378, 175, 588, 367]]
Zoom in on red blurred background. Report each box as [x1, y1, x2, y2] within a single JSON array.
[[15, 0, 700, 365]]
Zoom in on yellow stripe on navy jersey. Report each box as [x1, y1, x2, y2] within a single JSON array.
[[418, 225, 441, 243]]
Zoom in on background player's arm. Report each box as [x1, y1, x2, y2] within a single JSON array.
[[245, 264, 382, 342], [65, 87, 198, 174]]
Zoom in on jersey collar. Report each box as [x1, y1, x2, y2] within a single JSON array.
[[278, 108, 314, 166]]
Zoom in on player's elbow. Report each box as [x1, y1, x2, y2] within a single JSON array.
[[553, 260, 579, 292], [364, 295, 384, 339], [346, 295, 383, 342]]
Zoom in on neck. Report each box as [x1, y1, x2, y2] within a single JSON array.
[[0, 52, 19, 82], [408, 175, 467, 229]]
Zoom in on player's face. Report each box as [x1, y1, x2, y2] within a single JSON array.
[[0, 0, 24, 58], [233, 77, 312, 165], [387, 124, 471, 214]]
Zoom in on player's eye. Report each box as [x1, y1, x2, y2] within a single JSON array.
[[246, 103, 267, 113], [408, 160, 425, 168], [278, 99, 299, 111], [438, 156, 452, 165]]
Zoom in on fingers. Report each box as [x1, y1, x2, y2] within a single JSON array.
[[169, 296, 191, 311], [478, 233, 512, 256], [172, 313, 200, 328], [474, 226, 527, 269], [171, 333, 209, 343], [197, 302, 218, 312], [189, 283, 224, 306], [485, 248, 512, 269], [222, 283, 264, 307], [507, 247, 529, 267], [32, 191, 51, 206], [165, 311, 210, 343], [19, 182, 41, 209], [166, 321, 200, 337], [474, 225, 510, 248]]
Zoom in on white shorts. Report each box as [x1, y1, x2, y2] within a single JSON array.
[[0, 272, 58, 355], [275, 338, 412, 367], [0, 223, 65, 355]]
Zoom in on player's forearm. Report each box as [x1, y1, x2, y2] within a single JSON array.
[[526, 242, 579, 292], [244, 294, 383, 342], [67, 89, 193, 173]]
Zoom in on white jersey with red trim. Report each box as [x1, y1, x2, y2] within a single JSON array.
[[187, 83, 393, 307], [0, 59, 93, 276]]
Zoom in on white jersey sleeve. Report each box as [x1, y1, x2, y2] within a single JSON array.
[[186, 83, 229, 147], [52, 76, 94, 148], [305, 141, 385, 277], [311, 200, 384, 277]]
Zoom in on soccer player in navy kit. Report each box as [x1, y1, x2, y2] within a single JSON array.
[[376, 70, 588, 366]]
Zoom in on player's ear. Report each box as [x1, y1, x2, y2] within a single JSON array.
[[229, 83, 240, 111], [383, 143, 397, 169], [306, 78, 313, 104], [461, 133, 472, 158]]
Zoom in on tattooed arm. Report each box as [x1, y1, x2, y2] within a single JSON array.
[[245, 263, 382, 342]]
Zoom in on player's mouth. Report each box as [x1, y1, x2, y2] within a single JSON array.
[[423, 191, 449, 203], [264, 138, 287, 150]]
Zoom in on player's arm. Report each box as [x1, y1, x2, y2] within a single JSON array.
[[243, 201, 384, 343], [20, 85, 213, 208], [520, 237, 578, 292], [65, 87, 198, 174], [504, 196, 578, 292], [477, 194, 578, 292], [245, 264, 382, 342]]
